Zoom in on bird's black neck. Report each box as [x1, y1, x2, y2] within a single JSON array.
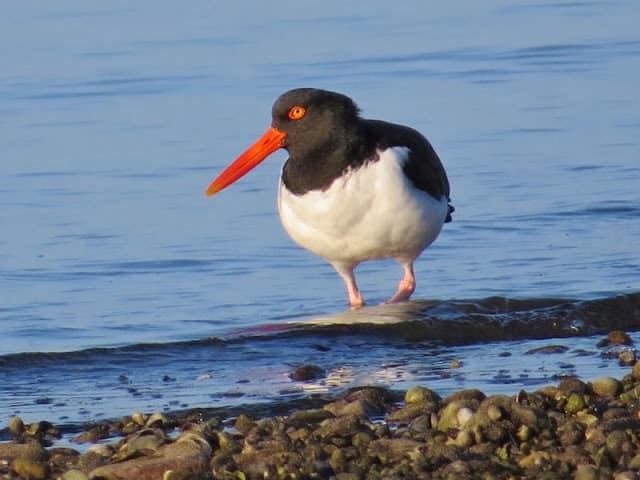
[[281, 123, 374, 195]]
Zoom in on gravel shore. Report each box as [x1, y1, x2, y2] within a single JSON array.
[[2, 332, 640, 480]]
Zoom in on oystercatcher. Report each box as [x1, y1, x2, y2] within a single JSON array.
[[206, 88, 453, 308]]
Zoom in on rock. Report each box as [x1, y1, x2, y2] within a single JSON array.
[[516, 424, 532, 442], [11, 457, 49, 480], [558, 377, 589, 394], [26, 420, 55, 437], [525, 345, 569, 354], [558, 420, 585, 446], [289, 364, 324, 381], [0, 441, 48, 463], [146, 412, 172, 428], [437, 400, 472, 432], [8, 416, 25, 436], [73, 424, 110, 443], [629, 453, 640, 470], [61, 470, 90, 480], [86, 444, 114, 457], [324, 399, 373, 418], [574, 464, 599, 480], [517, 450, 551, 469], [565, 392, 587, 414], [367, 438, 422, 464], [606, 430, 633, 458], [619, 350, 636, 366], [486, 404, 503, 421], [443, 388, 486, 404], [111, 428, 168, 462], [215, 431, 240, 454], [89, 432, 210, 480], [343, 386, 396, 411], [597, 330, 633, 347], [316, 415, 361, 439], [408, 415, 432, 433], [287, 408, 333, 427], [388, 401, 438, 422], [591, 377, 623, 398], [454, 429, 474, 447], [615, 472, 638, 480], [130, 412, 147, 426], [449, 359, 462, 368], [632, 361, 640, 380], [404, 386, 440, 405], [234, 413, 255, 434], [48, 447, 81, 472], [351, 431, 372, 448]]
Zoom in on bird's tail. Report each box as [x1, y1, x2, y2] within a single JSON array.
[[445, 202, 454, 223]]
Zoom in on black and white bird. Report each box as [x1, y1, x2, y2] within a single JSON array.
[[206, 88, 453, 308]]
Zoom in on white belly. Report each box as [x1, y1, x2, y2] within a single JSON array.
[[277, 147, 449, 269]]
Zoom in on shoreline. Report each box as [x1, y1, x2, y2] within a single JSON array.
[[2, 332, 640, 479]]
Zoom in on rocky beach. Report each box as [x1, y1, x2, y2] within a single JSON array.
[[2, 331, 640, 480]]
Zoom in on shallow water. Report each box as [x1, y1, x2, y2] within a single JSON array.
[[1, 1, 639, 426]]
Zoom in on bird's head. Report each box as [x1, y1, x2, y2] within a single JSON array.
[[205, 88, 359, 196]]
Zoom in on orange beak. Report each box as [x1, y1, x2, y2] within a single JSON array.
[[205, 127, 287, 196]]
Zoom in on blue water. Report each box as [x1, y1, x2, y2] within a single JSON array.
[[1, 1, 639, 425]]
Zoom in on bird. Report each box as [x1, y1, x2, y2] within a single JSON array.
[[206, 88, 453, 309]]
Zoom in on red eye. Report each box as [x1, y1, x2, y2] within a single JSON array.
[[288, 105, 306, 120]]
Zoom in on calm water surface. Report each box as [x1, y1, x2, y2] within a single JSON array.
[[1, 1, 639, 425]]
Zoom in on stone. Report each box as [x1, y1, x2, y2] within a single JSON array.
[[11, 458, 49, 480], [591, 377, 622, 398], [89, 433, 210, 480], [404, 386, 440, 405], [0, 441, 48, 463]]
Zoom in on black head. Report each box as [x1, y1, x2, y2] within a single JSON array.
[[205, 88, 371, 197], [271, 88, 362, 160]]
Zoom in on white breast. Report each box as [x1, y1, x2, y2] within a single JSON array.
[[277, 147, 449, 270]]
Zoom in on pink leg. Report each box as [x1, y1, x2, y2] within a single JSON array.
[[385, 263, 416, 304], [334, 264, 365, 309]]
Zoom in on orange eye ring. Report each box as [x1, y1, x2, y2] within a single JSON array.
[[288, 105, 306, 120]]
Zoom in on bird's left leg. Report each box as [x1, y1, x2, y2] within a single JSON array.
[[333, 262, 365, 309], [385, 262, 415, 304]]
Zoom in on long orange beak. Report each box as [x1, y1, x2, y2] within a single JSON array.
[[205, 127, 287, 196]]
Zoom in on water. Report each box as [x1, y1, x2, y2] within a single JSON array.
[[1, 1, 639, 426]]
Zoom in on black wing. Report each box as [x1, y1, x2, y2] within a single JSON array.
[[365, 119, 453, 222]]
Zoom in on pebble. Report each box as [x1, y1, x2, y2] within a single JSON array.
[[525, 344, 569, 354], [289, 364, 325, 381], [130, 412, 147, 426], [564, 392, 586, 414], [619, 350, 636, 366], [558, 376, 588, 394], [145, 411, 171, 428], [575, 464, 599, 480], [11, 458, 49, 480], [486, 404, 503, 421], [591, 376, 623, 397], [404, 385, 440, 404], [597, 330, 633, 347], [61, 470, 89, 480], [456, 407, 474, 427], [8, 416, 25, 436]]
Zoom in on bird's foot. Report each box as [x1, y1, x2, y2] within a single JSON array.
[[383, 277, 415, 304], [348, 290, 365, 309]]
